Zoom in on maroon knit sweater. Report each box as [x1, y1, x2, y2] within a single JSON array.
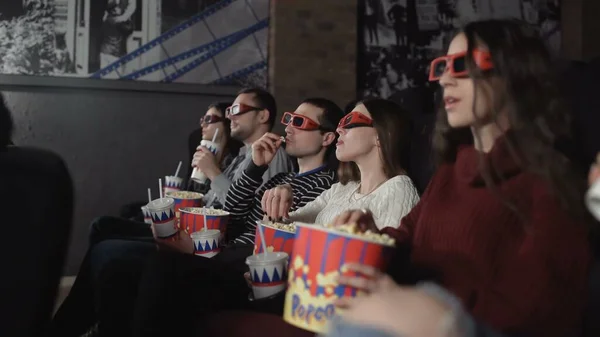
[[382, 139, 591, 337]]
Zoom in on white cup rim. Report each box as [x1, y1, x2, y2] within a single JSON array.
[[147, 197, 175, 211], [246, 252, 288, 266], [190, 229, 221, 238]]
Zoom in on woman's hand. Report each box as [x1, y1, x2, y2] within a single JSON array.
[[334, 263, 395, 309], [331, 209, 379, 234], [336, 264, 456, 337]]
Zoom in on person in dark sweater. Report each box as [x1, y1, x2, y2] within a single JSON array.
[[120, 98, 344, 337], [328, 19, 593, 337]]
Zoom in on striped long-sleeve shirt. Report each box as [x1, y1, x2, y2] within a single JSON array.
[[224, 161, 336, 244]]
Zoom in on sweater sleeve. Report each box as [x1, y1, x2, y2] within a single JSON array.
[[456, 183, 591, 337], [288, 184, 335, 223]]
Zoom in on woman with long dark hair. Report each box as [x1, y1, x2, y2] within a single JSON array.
[[262, 98, 419, 229], [332, 19, 593, 337]]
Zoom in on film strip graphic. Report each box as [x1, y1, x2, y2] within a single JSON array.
[[91, 0, 268, 84]]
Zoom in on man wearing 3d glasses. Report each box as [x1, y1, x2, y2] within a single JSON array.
[[191, 87, 294, 208], [126, 98, 346, 337]]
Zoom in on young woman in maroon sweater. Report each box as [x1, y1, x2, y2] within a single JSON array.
[[332, 20, 593, 337]]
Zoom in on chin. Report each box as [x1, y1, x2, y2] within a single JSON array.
[[335, 149, 351, 162], [446, 116, 471, 129]]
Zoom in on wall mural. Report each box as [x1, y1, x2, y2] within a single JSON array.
[[0, 0, 269, 88], [358, 0, 561, 101]]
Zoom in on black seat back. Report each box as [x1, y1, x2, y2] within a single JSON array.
[[0, 146, 74, 337]]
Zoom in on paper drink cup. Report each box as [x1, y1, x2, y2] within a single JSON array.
[[141, 204, 152, 225], [163, 175, 183, 194], [147, 197, 177, 238], [246, 252, 289, 300], [190, 140, 221, 183], [191, 229, 221, 258]]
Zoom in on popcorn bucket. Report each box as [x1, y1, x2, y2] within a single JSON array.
[[163, 175, 184, 195], [191, 229, 221, 258], [283, 222, 395, 334], [253, 221, 296, 256], [246, 252, 289, 300], [165, 191, 203, 227], [179, 207, 229, 241], [147, 197, 177, 239]]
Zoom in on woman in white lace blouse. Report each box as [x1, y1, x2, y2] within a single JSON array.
[[262, 98, 419, 229]]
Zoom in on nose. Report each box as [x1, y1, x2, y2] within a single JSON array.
[[438, 66, 456, 88], [336, 127, 346, 135], [284, 123, 294, 134]]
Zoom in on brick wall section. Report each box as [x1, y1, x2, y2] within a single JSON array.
[[268, 0, 357, 129]]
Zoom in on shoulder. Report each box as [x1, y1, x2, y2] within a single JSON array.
[[384, 175, 418, 193], [295, 169, 336, 190], [311, 169, 337, 185]]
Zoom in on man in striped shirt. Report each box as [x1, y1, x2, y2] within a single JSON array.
[[225, 97, 344, 244], [128, 98, 345, 337]]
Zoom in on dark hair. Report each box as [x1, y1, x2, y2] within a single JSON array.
[[344, 99, 360, 115], [338, 98, 412, 184], [237, 87, 277, 130], [0, 95, 13, 148], [432, 19, 590, 224], [300, 97, 345, 171], [207, 101, 243, 157]]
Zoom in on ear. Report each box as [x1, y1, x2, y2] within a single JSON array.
[[322, 132, 336, 147], [258, 109, 270, 124]]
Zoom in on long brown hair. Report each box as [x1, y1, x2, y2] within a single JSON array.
[[338, 98, 412, 184], [432, 19, 590, 224]]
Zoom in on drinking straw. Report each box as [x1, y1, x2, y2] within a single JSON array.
[[147, 188, 152, 203], [211, 128, 219, 143], [257, 222, 267, 258], [174, 161, 182, 177], [159, 178, 163, 199], [203, 208, 208, 231]]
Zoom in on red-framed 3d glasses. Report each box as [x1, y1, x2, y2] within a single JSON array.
[[281, 112, 332, 131], [200, 114, 223, 125], [225, 103, 262, 118], [428, 48, 493, 81], [337, 111, 374, 129]]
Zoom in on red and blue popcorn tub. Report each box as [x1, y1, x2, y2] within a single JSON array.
[[253, 221, 296, 256], [283, 222, 395, 334], [179, 207, 229, 241], [165, 191, 203, 228]]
